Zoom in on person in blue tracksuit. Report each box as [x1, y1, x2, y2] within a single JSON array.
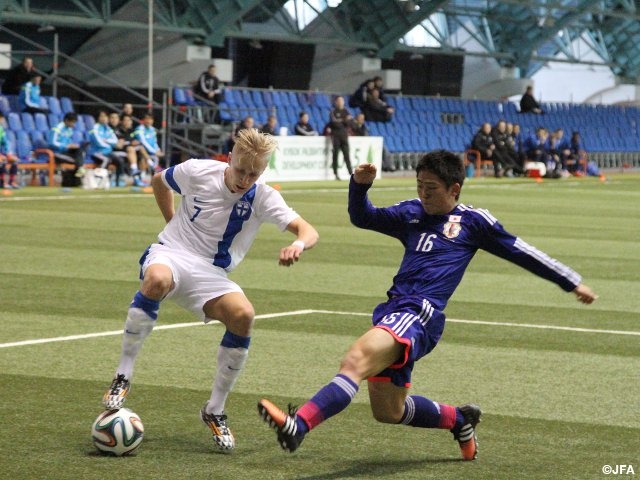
[[87, 110, 126, 186], [132, 113, 164, 178], [19, 73, 48, 114], [48, 112, 86, 173]]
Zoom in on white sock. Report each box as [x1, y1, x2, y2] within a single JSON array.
[[116, 307, 155, 379], [206, 346, 249, 415]]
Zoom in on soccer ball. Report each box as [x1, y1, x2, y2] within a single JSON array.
[[91, 408, 144, 456]]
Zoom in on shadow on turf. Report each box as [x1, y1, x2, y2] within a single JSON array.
[[295, 457, 463, 479]]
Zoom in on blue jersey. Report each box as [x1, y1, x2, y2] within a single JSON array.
[[48, 122, 75, 153], [88, 123, 118, 156], [348, 179, 581, 310], [133, 124, 159, 155], [19, 81, 41, 110]]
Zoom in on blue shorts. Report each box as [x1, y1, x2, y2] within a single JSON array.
[[369, 296, 445, 388]]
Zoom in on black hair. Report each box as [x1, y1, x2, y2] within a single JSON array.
[[415, 150, 465, 191]]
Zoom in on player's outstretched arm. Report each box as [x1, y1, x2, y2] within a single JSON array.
[[353, 163, 377, 184], [279, 217, 319, 266], [573, 283, 598, 304]]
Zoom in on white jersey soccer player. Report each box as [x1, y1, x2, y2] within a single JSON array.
[[159, 159, 299, 275], [103, 129, 319, 452]]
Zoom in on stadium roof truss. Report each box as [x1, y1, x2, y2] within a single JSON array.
[[2, 0, 640, 81]]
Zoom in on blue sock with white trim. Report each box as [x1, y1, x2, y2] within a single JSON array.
[[296, 374, 359, 433]]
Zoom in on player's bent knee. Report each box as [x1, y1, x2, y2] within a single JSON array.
[[141, 267, 173, 299], [339, 348, 369, 382], [231, 303, 255, 328]]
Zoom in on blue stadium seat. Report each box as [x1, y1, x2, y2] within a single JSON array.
[[5, 130, 16, 154], [8, 112, 22, 131], [47, 97, 62, 116], [239, 90, 254, 109], [173, 87, 188, 105], [262, 90, 275, 107], [60, 97, 74, 114], [251, 90, 265, 108], [20, 112, 36, 132], [48, 113, 62, 128], [34, 112, 49, 133], [73, 116, 86, 131], [82, 114, 96, 131], [0, 95, 11, 115], [222, 88, 242, 107], [5, 95, 19, 112], [29, 130, 48, 149], [15, 130, 33, 162]]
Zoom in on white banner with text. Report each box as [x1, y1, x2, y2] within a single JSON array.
[[261, 136, 384, 182]]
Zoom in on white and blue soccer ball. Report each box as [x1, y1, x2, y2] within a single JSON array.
[[91, 408, 144, 456]]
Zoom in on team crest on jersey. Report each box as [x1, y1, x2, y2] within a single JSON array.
[[235, 200, 252, 219], [443, 215, 461, 239]]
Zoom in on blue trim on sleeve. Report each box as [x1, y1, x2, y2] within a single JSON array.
[[164, 166, 181, 194], [221, 330, 251, 349]]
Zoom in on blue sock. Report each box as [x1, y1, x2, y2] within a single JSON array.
[[130, 291, 160, 320], [220, 330, 251, 349], [296, 374, 359, 433], [400, 395, 464, 430]]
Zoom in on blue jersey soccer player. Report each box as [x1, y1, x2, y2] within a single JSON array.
[[102, 128, 319, 451], [259, 149, 597, 460]]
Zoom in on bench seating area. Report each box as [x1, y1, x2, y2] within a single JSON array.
[[1, 94, 97, 186]]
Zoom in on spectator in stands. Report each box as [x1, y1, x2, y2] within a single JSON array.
[[349, 112, 368, 136], [492, 119, 523, 177], [87, 110, 126, 187], [2, 56, 35, 95], [519, 86, 543, 114], [133, 113, 164, 177], [19, 73, 48, 114], [227, 115, 254, 153], [350, 112, 395, 173], [260, 115, 279, 136], [348, 78, 375, 109], [194, 64, 224, 104], [372, 76, 387, 101], [294, 111, 318, 136], [0, 112, 19, 189], [549, 128, 571, 174], [523, 127, 560, 178], [120, 103, 140, 128], [508, 123, 526, 166], [362, 88, 394, 123], [568, 131, 586, 176], [108, 112, 121, 131], [471, 122, 501, 178], [48, 112, 86, 176], [114, 113, 146, 186], [328, 95, 353, 180]]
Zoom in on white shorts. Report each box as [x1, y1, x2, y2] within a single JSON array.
[[140, 243, 243, 322]]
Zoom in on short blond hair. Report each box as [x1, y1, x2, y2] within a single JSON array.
[[232, 128, 278, 171]]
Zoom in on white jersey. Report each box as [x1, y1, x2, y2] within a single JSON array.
[[159, 159, 299, 272]]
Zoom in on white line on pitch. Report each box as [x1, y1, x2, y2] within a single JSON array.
[[309, 309, 640, 336], [2, 308, 638, 349], [0, 310, 314, 349]]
